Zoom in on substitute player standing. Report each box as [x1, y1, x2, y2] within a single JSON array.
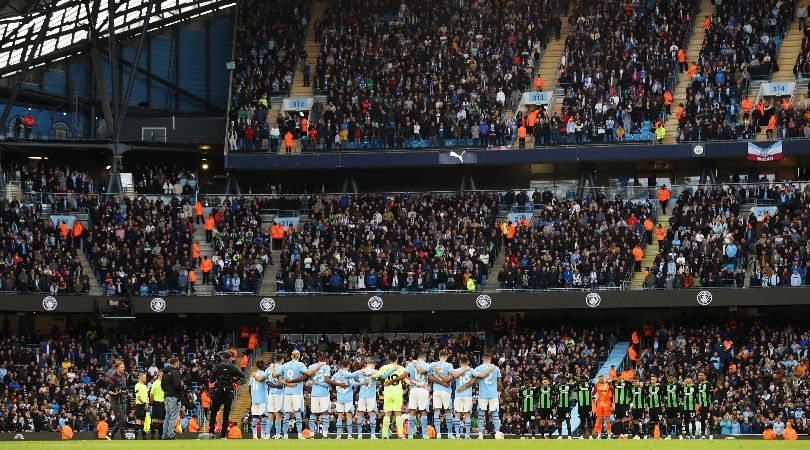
[[354, 358, 378, 439], [405, 352, 431, 439], [473, 353, 501, 439], [428, 350, 454, 439]]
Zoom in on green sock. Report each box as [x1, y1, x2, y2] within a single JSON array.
[[395, 415, 404, 436], [382, 416, 391, 437]]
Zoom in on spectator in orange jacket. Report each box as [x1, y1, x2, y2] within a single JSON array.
[[204, 215, 215, 242], [194, 200, 204, 224], [96, 419, 109, 439], [200, 256, 212, 285], [61, 424, 74, 439], [657, 185, 671, 213]]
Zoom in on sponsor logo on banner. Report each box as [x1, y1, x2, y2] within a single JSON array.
[[696, 291, 713, 306], [475, 295, 492, 309], [259, 297, 276, 312], [750, 206, 778, 220], [507, 212, 534, 225], [747, 141, 783, 162], [693, 144, 704, 156], [150, 297, 166, 312], [368, 296, 383, 311], [42, 296, 57, 311], [274, 217, 300, 228], [585, 292, 602, 307]]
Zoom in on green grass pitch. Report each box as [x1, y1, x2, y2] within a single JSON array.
[[0, 440, 798, 449]]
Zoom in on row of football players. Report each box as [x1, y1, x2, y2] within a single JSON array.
[[519, 372, 715, 439], [247, 349, 503, 439]]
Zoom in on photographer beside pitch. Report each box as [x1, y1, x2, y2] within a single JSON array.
[[209, 351, 246, 438], [162, 357, 183, 440]]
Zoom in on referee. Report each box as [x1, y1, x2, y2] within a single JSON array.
[[209, 351, 245, 439], [134, 373, 149, 439], [150, 370, 166, 440]]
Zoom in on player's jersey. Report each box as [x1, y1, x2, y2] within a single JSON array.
[[280, 360, 307, 395], [612, 380, 630, 405], [375, 364, 406, 397], [646, 383, 662, 408], [697, 381, 711, 407], [406, 360, 429, 388], [354, 368, 378, 399], [332, 370, 359, 404], [557, 384, 572, 408], [309, 363, 331, 398], [430, 361, 453, 393], [265, 364, 283, 395], [250, 370, 268, 404], [664, 382, 680, 407], [682, 384, 696, 410], [537, 385, 553, 408], [630, 385, 645, 409], [454, 367, 479, 398], [594, 382, 613, 408], [474, 363, 500, 399]]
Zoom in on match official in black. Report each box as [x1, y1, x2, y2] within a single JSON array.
[[209, 351, 245, 438]]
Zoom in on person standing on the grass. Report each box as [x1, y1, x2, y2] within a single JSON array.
[[428, 350, 455, 439], [696, 372, 712, 437], [629, 378, 646, 438], [371, 352, 409, 439], [555, 375, 574, 438], [576, 376, 593, 438], [405, 352, 431, 439], [149, 370, 166, 440], [332, 359, 362, 438], [646, 376, 665, 439], [473, 353, 500, 439], [107, 361, 129, 440], [249, 360, 269, 439], [162, 357, 183, 440], [354, 358, 379, 439], [536, 378, 554, 438], [519, 379, 538, 438], [591, 374, 613, 438]]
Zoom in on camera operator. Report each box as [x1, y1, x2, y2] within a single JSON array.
[[107, 361, 129, 439], [209, 351, 245, 438], [162, 357, 183, 440]]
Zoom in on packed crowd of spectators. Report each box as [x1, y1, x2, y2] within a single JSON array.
[[129, 165, 198, 196], [277, 192, 500, 293], [0, 323, 232, 432], [9, 161, 97, 195], [0, 200, 91, 294], [643, 182, 810, 289], [677, 0, 793, 141], [85, 197, 196, 296], [633, 321, 809, 435], [496, 189, 653, 290], [227, 0, 311, 151], [207, 198, 272, 294], [554, 0, 695, 142]]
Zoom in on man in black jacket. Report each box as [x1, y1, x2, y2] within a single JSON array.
[[209, 352, 245, 438], [162, 357, 183, 440], [107, 361, 129, 439]]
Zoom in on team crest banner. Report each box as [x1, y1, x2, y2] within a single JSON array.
[[747, 141, 783, 162]]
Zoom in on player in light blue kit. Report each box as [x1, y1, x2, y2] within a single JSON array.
[[248, 360, 269, 439], [271, 350, 324, 439], [472, 352, 503, 439], [263, 354, 286, 438], [405, 352, 431, 439], [308, 353, 342, 438], [331, 359, 361, 439], [440, 355, 478, 438], [428, 349, 455, 439], [353, 357, 378, 439]]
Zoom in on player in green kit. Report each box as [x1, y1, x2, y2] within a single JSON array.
[[371, 351, 415, 439]]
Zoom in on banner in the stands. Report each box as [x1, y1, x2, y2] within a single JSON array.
[[747, 141, 783, 161]]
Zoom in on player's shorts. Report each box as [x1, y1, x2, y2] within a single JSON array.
[[538, 408, 553, 420], [251, 402, 267, 416], [453, 397, 473, 413], [433, 391, 451, 410], [479, 398, 500, 412], [595, 405, 611, 417], [135, 404, 146, 421], [311, 396, 330, 414], [357, 397, 377, 412], [649, 408, 664, 422], [683, 409, 697, 421], [267, 394, 284, 413], [283, 394, 303, 413], [151, 401, 165, 420], [335, 402, 354, 414], [698, 407, 710, 421], [521, 411, 535, 424], [631, 408, 645, 421], [408, 388, 429, 411], [384, 393, 403, 412], [666, 408, 681, 420], [579, 406, 592, 418], [556, 406, 571, 419], [614, 404, 630, 419]]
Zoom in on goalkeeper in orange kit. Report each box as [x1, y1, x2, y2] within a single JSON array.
[[591, 373, 613, 438]]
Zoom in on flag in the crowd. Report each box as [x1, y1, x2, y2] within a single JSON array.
[[747, 141, 783, 161]]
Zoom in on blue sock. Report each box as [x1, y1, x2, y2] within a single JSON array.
[[408, 414, 416, 437], [282, 413, 290, 436], [261, 417, 268, 437], [464, 417, 471, 438], [420, 415, 428, 436], [320, 414, 330, 435], [478, 410, 485, 434], [309, 414, 316, 434], [251, 417, 259, 438], [492, 411, 500, 434], [454, 416, 461, 435], [295, 411, 303, 434], [275, 418, 282, 436], [370, 415, 377, 435], [336, 418, 343, 436], [434, 411, 442, 436], [347, 418, 354, 435], [446, 413, 453, 437]]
